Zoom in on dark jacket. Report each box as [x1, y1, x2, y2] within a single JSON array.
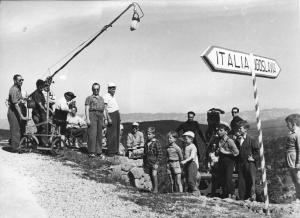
[[235, 135, 260, 167], [143, 138, 163, 166], [176, 120, 206, 144]]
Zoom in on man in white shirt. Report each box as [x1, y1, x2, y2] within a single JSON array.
[[53, 91, 76, 134], [54, 91, 76, 112], [103, 82, 120, 156], [66, 106, 87, 147]]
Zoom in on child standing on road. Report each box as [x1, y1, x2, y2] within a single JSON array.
[[285, 114, 300, 203], [143, 127, 163, 193], [181, 131, 200, 194], [166, 131, 183, 193]]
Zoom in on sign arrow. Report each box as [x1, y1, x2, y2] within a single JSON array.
[[201, 46, 281, 79]]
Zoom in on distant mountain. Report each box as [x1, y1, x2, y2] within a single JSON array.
[[120, 108, 300, 124], [0, 108, 299, 130]]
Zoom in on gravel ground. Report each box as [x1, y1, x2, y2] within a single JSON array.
[[1, 145, 300, 218], [0, 146, 163, 218]]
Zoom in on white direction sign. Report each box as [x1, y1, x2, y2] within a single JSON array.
[[201, 46, 281, 79]]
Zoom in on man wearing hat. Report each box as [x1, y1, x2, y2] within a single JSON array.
[[127, 122, 145, 158], [104, 82, 121, 156]]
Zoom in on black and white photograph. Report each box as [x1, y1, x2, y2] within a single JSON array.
[[0, 0, 300, 217]]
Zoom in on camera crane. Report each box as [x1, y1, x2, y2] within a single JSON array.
[[25, 2, 144, 150]]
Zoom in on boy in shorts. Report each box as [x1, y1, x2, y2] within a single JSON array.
[[143, 127, 163, 193], [166, 131, 183, 192]]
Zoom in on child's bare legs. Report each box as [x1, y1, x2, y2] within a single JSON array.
[[169, 174, 174, 192], [152, 169, 158, 193], [176, 173, 183, 193]]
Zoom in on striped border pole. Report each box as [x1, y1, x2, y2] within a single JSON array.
[[249, 53, 270, 214]]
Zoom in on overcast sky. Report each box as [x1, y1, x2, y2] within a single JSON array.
[[0, 0, 299, 119]]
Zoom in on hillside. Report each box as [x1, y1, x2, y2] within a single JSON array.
[[121, 108, 300, 123]]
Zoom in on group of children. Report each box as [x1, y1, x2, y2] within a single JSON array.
[[142, 113, 300, 204], [143, 126, 200, 194]]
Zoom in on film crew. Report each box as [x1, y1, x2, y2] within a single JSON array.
[[104, 82, 120, 157], [85, 83, 109, 158], [53, 91, 76, 135], [31, 79, 48, 147], [66, 106, 87, 148], [235, 120, 260, 201], [43, 84, 56, 111], [7, 74, 28, 151]]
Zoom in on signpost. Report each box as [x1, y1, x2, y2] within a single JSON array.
[[202, 46, 281, 214], [202, 46, 280, 79]]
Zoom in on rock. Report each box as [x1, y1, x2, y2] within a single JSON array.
[[129, 167, 144, 179], [144, 181, 152, 190], [143, 173, 151, 181], [116, 156, 129, 164], [121, 174, 130, 184], [121, 163, 136, 172], [135, 159, 143, 167], [110, 165, 122, 174]]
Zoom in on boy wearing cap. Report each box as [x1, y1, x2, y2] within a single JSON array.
[[236, 120, 260, 201], [104, 82, 120, 156], [285, 114, 300, 202], [166, 131, 183, 193], [215, 121, 239, 198], [181, 131, 199, 194], [143, 127, 163, 193]]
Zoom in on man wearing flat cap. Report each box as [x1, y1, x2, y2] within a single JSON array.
[[127, 122, 145, 158], [104, 82, 121, 156]]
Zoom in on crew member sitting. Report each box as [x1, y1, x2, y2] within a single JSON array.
[[127, 122, 144, 158], [66, 106, 87, 148], [53, 91, 76, 135]]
